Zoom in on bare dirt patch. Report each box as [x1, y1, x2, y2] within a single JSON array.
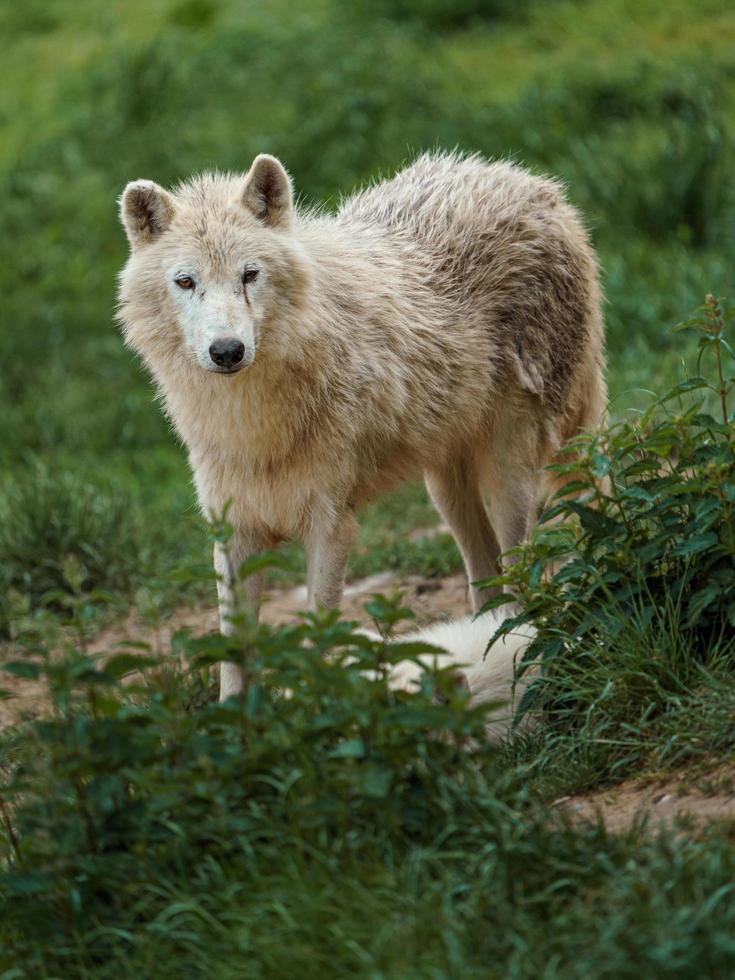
[[557, 762, 735, 833]]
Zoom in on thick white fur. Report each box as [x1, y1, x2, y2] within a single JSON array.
[[117, 151, 605, 700], [368, 611, 538, 742]]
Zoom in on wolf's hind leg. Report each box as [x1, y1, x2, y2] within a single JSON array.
[[484, 458, 538, 573], [425, 459, 502, 612], [305, 510, 359, 612], [482, 417, 542, 561], [489, 481, 536, 558]]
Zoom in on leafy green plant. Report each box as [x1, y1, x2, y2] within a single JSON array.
[[0, 590, 503, 968], [3, 542, 735, 976], [0, 463, 146, 634], [355, 0, 529, 30], [485, 296, 735, 780]]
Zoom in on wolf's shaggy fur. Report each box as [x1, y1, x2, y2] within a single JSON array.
[[369, 611, 538, 742], [118, 151, 606, 699]]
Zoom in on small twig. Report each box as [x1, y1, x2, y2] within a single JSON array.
[[705, 295, 729, 426], [73, 778, 98, 854], [0, 792, 22, 865]]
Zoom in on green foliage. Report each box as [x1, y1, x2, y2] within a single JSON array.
[[351, 532, 462, 581], [359, 0, 528, 30], [0, 597, 497, 971], [485, 296, 735, 786], [0, 464, 145, 634], [2, 309, 735, 975], [3, 0, 59, 36], [2, 3, 735, 972], [485, 61, 734, 248], [3, 564, 735, 975], [168, 0, 220, 30]]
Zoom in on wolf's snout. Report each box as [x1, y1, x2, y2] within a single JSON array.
[[209, 338, 246, 369]]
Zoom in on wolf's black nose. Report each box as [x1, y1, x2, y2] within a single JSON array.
[[209, 338, 245, 368]]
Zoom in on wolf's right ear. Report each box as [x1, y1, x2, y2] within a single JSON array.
[[241, 155, 293, 229], [120, 180, 176, 248]]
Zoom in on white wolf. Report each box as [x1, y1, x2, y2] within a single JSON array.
[[369, 611, 539, 742], [118, 151, 605, 699]]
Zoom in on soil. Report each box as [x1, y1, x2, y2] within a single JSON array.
[[556, 762, 735, 834], [3, 571, 735, 835]]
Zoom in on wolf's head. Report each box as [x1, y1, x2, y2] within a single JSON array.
[[118, 155, 310, 375]]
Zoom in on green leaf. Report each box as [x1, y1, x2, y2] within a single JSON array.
[[619, 486, 655, 503], [591, 452, 612, 478], [1, 660, 41, 680], [329, 738, 366, 759], [670, 532, 719, 556], [363, 594, 415, 627], [686, 583, 722, 626], [661, 375, 709, 394], [361, 764, 393, 799], [565, 502, 619, 537], [1, 871, 54, 894], [549, 479, 590, 498]]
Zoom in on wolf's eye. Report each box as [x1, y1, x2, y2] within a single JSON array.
[[242, 268, 259, 285], [175, 275, 195, 290]]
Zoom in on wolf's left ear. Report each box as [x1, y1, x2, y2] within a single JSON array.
[[241, 154, 293, 229], [120, 180, 176, 248]]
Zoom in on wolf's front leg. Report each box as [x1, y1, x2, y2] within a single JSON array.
[[213, 531, 266, 700], [305, 511, 359, 612]]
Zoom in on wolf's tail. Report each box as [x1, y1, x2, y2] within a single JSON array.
[[373, 611, 538, 742]]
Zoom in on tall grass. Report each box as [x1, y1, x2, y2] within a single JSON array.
[[0, 465, 145, 635]]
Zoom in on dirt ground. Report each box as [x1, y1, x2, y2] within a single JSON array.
[[3, 570, 735, 834], [557, 762, 735, 834], [0, 571, 472, 731]]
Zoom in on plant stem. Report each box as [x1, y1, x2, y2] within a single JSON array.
[[0, 792, 22, 864], [705, 295, 728, 425], [716, 340, 728, 426]]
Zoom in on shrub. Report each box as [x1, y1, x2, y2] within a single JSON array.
[[487, 297, 735, 779], [0, 463, 145, 633], [355, 0, 529, 30], [0, 595, 509, 969], [2, 539, 735, 976]]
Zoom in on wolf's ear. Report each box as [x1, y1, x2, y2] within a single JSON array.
[[241, 154, 293, 229], [120, 180, 176, 248]]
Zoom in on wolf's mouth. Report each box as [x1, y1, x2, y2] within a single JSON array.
[[209, 364, 246, 376]]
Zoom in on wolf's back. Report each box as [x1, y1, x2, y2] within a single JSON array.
[[338, 150, 606, 430]]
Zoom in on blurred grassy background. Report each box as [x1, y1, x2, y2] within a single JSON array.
[[1, 0, 734, 627]]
